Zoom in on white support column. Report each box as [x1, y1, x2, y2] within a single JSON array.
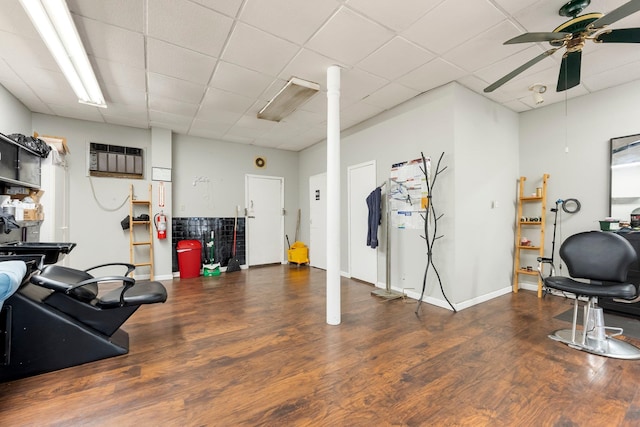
[[326, 65, 341, 325]]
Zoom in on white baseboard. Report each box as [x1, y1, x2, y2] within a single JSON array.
[[375, 282, 513, 312]]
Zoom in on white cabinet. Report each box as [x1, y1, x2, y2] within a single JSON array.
[[39, 151, 68, 245]]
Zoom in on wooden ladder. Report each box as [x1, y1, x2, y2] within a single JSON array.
[[129, 184, 154, 280], [513, 174, 549, 298]]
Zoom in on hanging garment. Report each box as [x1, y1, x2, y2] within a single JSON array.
[[366, 187, 382, 248], [0, 212, 20, 234]]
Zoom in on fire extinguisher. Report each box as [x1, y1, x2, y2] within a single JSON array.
[[154, 211, 167, 240]]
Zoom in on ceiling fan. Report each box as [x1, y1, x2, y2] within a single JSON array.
[[484, 0, 640, 93]]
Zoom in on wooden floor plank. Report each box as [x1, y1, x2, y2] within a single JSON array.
[[2, 265, 640, 426]]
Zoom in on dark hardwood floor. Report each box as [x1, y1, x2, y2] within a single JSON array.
[[2, 264, 640, 426]]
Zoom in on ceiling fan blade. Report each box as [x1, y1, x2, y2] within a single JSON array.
[[505, 32, 571, 44], [595, 27, 640, 43], [590, 0, 640, 28], [484, 48, 560, 93], [557, 51, 582, 92]]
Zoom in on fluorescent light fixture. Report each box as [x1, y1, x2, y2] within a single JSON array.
[[258, 77, 319, 122], [19, 0, 106, 108]]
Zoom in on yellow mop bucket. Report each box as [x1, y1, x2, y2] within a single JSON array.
[[288, 241, 309, 265]]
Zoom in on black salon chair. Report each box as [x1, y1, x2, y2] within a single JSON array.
[[544, 231, 640, 359], [0, 262, 167, 382]]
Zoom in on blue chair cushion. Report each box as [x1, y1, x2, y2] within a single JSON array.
[[0, 261, 27, 311]]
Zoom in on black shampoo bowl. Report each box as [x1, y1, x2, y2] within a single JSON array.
[[0, 242, 76, 264]]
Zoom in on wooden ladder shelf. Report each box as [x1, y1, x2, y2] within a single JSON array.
[[129, 184, 154, 280], [513, 174, 549, 298]]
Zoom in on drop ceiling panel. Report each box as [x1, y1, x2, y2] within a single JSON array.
[[583, 60, 640, 92], [149, 95, 200, 117], [361, 83, 420, 109], [397, 58, 467, 93], [346, 0, 442, 31], [76, 17, 145, 69], [0, 31, 59, 72], [190, 0, 244, 17], [357, 37, 435, 80], [210, 62, 274, 99], [235, 114, 278, 131], [492, 0, 540, 15], [306, 7, 394, 64], [93, 57, 145, 90], [101, 83, 147, 107], [199, 87, 255, 114], [443, 21, 526, 72], [48, 104, 105, 123], [240, 0, 340, 44], [147, 73, 207, 104], [102, 115, 150, 129], [28, 85, 78, 106], [278, 49, 343, 91], [474, 45, 552, 87], [0, 3, 41, 41], [147, 38, 217, 85], [188, 119, 229, 140], [339, 68, 388, 101], [403, 0, 505, 55], [193, 109, 241, 127], [68, 0, 144, 32], [100, 103, 149, 122], [149, 110, 192, 134], [221, 23, 300, 76], [147, 0, 233, 57], [340, 101, 384, 128]]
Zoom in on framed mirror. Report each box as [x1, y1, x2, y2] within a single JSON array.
[[610, 133, 640, 225]]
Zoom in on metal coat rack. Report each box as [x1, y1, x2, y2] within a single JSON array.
[[371, 181, 404, 300]]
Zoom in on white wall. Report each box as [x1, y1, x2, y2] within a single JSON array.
[[519, 79, 640, 287], [453, 86, 519, 306], [171, 133, 300, 260], [32, 113, 152, 270], [0, 84, 31, 135], [299, 83, 519, 309], [28, 115, 301, 272]]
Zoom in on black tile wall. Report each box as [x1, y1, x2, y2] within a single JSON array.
[[172, 217, 245, 272]]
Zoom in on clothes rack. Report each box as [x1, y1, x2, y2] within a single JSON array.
[[371, 178, 403, 300]]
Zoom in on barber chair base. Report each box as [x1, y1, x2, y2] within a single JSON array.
[[549, 329, 640, 360], [0, 286, 130, 383]]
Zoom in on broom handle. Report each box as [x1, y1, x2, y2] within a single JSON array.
[[232, 207, 238, 256]]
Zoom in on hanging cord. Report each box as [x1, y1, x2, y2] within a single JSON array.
[[543, 198, 580, 294], [416, 151, 455, 315], [88, 176, 130, 211]]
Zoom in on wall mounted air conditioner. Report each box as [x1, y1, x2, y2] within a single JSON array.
[[88, 143, 143, 179]]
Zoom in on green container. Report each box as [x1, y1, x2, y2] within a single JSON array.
[[203, 264, 220, 276], [599, 220, 619, 231]]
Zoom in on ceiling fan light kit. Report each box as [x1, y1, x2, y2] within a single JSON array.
[[484, 0, 640, 94], [529, 84, 547, 105]]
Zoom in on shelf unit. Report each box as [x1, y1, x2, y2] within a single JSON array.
[[129, 184, 154, 280], [513, 174, 549, 298]]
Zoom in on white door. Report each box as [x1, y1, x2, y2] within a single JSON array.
[[309, 173, 326, 269], [348, 161, 377, 284], [245, 175, 284, 266]]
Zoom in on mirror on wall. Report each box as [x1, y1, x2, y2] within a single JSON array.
[[610, 133, 640, 224]]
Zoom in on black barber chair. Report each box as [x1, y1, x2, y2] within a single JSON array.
[[544, 231, 640, 359], [0, 262, 167, 382]]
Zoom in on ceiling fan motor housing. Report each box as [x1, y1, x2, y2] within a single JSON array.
[[559, 0, 591, 18]]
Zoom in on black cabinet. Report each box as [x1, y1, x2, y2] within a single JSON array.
[[599, 231, 640, 317], [0, 133, 40, 187]]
